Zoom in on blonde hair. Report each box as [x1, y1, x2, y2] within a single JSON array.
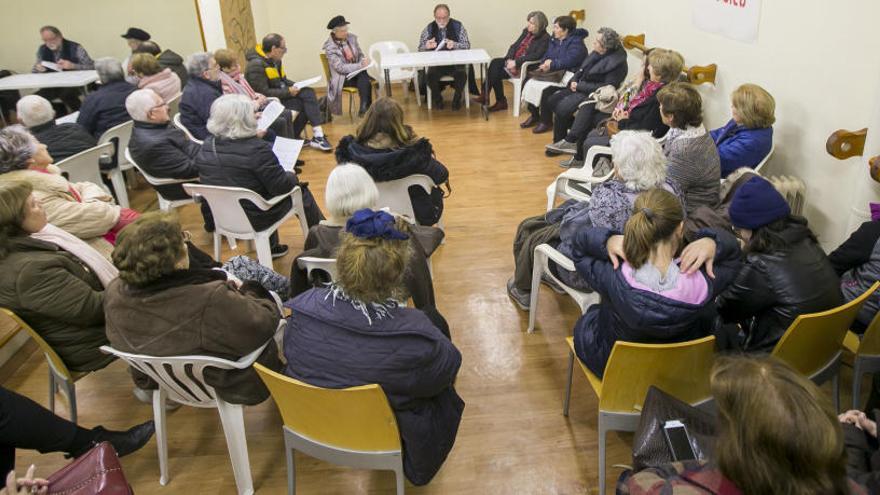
[[336, 218, 412, 303], [213, 48, 239, 70], [130, 52, 162, 76], [112, 212, 186, 287], [623, 189, 683, 269], [0, 181, 33, 259], [731, 83, 776, 128], [711, 356, 849, 495], [648, 48, 684, 84]]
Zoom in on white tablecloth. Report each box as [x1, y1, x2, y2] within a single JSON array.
[[381, 49, 491, 71], [0, 71, 98, 91]]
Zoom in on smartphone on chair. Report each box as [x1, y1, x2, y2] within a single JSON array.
[[663, 419, 698, 462]]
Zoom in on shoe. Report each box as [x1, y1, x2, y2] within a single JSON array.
[[471, 94, 487, 105], [295, 159, 305, 167], [532, 123, 551, 134], [271, 244, 289, 258], [541, 273, 566, 294], [545, 148, 562, 157], [69, 421, 156, 459], [452, 92, 463, 111], [309, 136, 333, 152], [488, 99, 508, 112], [546, 139, 579, 155], [506, 277, 531, 311], [520, 115, 537, 128], [560, 157, 585, 169], [132, 387, 181, 411], [293, 166, 303, 175], [433, 98, 445, 110]]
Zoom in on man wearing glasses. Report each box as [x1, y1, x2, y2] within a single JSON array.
[[417, 4, 471, 110], [32, 25, 95, 112]]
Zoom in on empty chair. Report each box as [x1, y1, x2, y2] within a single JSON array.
[[54, 142, 115, 196], [368, 41, 419, 103], [97, 120, 134, 208], [124, 148, 195, 212], [425, 69, 470, 111]]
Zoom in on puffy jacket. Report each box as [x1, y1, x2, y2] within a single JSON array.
[[76, 80, 136, 138], [710, 119, 774, 178], [29, 121, 97, 162], [829, 220, 880, 329], [540, 28, 588, 72], [179, 76, 222, 140], [138, 68, 181, 103], [503, 29, 551, 69], [572, 47, 628, 95], [244, 46, 293, 101], [717, 220, 843, 351], [128, 121, 200, 200], [572, 227, 741, 377], [335, 134, 448, 226], [618, 87, 669, 138], [0, 236, 113, 372], [284, 287, 464, 485]]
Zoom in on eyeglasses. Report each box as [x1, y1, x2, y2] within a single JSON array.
[[182, 230, 192, 243]]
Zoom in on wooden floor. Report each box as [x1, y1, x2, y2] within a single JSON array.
[[1, 87, 854, 494]]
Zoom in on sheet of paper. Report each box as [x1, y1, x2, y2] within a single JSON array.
[[293, 75, 322, 90], [346, 61, 375, 80], [434, 38, 447, 52], [256, 100, 284, 131], [55, 111, 79, 125], [40, 61, 61, 72], [272, 137, 305, 172]]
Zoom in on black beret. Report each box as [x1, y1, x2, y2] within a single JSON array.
[[121, 27, 150, 41], [327, 15, 350, 30]]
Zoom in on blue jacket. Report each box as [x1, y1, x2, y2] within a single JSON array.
[[179, 76, 223, 140], [283, 287, 464, 486], [76, 80, 136, 138], [540, 28, 589, 72], [710, 119, 773, 178], [571, 228, 742, 377]]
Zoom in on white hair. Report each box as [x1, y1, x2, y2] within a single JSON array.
[[610, 130, 668, 190], [325, 163, 379, 220], [206, 94, 257, 139], [95, 57, 125, 84], [0, 125, 39, 174], [16, 95, 55, 127], [125, 89, 162, 122], [186, 52, 213, 78]]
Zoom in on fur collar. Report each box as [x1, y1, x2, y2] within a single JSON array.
[[2, 165, 70, 193], [334, 135, 434, 182]]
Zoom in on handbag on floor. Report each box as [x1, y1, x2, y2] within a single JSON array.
[[47, 442, 132, 495]]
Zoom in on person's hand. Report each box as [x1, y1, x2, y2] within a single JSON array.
[[34, 63, 47, 73], [680, 237, 717, 277], [426, 38, 437, 50], [254, 94, 267, 108], [569, 81, 578, 92], [256, 129, 267, 139], [505, 59, 516, 71], [611, 108, 623, 120], [361, 56, 371, 67], [445, 39, 455, 50], [540, 60, 552, 71], [57, 59, 74, 70], [606, 235, 626, 270], [288, 86, 300, 97], [606, 120, 619, 136], [2, 466, 48, 495], [840, 410, 879, 437], [618, 110, 630, 121]]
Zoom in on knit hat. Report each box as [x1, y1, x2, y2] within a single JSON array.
[[121, 28, 151, 41], [728, 176, 791, 230]]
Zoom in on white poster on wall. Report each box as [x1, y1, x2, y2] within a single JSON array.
[[692, 0, 763, 43]]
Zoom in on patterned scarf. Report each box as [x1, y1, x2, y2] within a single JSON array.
[[625, 80, 664, 112]]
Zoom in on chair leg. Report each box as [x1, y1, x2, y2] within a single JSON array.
[[563, 350, 574, 417], [513, 83, 521, 117], [255, 233, 274, 270], [213, 233, 221, 262], [349, 92, 355, 123], [47, 368, 56, 415], [108, 169, 130, 209], [598, 416, 607, 495], [414, 78, 422, 107], [157, 194, 171, 212], [853, 361, 863, 411], [153, 388, 170, 486], [66, 380, 77, 424], [284, 435, 296, 495], [394, 461, 405, 495], [464, 79, 470, 109], [216, 401, 254, 495], [527, 250, 544, 333]]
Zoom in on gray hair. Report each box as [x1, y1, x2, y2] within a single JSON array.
[[0, 126, 38, 174], [207, 94, 257, 139], [16, 95, 55, 127], [610, 131, 667, 190], [325, 164, 379, 221], [186, 52, 213, 78], [527, 11, 549, 33], [125, 89, 162, 123], [95, 57, 125, 84], [597, 27, 622, 52]]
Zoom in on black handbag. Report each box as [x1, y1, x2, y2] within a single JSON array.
[[631, 386, 717, 471]]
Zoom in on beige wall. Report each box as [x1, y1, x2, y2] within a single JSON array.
[[581, 0, 880, 248], [1, 1, 204, 75]]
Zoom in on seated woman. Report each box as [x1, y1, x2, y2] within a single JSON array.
[[508, 131, 680, 309], [194, 94, 324, 257], [474, 11, 549, 111], [711, 83, 775, 178], [104, 212, 284, 406], [619, 356, 864, 494], [290, 164, 444, 321], [840, 408, 880, 491], [0, 180, 116, 372], [0, 125, 138, 256], [829, 214, 880, 332], [323, 15, 374, 117], [284, 208, 464, 486], [717, 176, 842, 352], [563, 48, 683, 169], [571, 188, 740, 376], [335, 97, 448, 226], [657, 82, 721, 216], [520, 16, 588, 131], [130, 53, 181, 103]]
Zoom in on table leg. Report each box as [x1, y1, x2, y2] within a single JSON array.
[[384, 68, 392, 97], [481, 63, 488, 121]]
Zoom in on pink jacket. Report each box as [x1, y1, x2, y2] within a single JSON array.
[[139, 68, 181, 103]]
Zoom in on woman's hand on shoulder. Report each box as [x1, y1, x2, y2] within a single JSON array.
[[680, 237, 717, 277], [606, 234, 625, 269]]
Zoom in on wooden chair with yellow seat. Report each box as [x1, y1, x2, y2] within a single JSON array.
[[771, 281, 880, 412], [0, 308, 86, 423], [253, 363, 405, 495], [319, 53, 378, 123], [839, 287, 880, 409], [563, 335, 716, 495]]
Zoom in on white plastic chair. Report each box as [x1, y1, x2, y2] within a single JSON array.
[[167, 93, 181, 117], [425, 70, 470, 111], [296, 257, 338, 283], [546, 157, 615, 211], [54, 142, 115, 197], [173, 113, 203, 145], [124, 148, 196, 212], [753, 141, 776, 175], [504, 60, 539, 117], [528, 244, 599, 333], [369, 41, 419, 104], [100, 329, 282, 495], [97, 120, 134, 208], [374, 174, 444, 230], [183, 183, 309, 269]]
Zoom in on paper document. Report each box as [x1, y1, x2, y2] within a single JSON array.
[[256, 100, 285, 131], [55, 111, 79, 125], [272, 137, 305, 172], [293, 76, 322, 90], [346, 61, 375, 80], [40, 61, 61, 72], [434, 39, 446, 52]]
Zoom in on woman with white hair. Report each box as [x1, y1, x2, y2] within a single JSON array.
[[16, 94, 97, 161], [507, 130, 683, 309], [289, 163, 445, 320], [76, 57, 136, 138], [194, 94, 323, 257], [322, 15, 374, 117]]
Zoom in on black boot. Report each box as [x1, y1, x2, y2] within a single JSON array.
[[68, 420, 156, 459]]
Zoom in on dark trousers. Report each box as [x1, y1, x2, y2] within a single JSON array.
[[427, 65, 466, 102], [36, 87, 82, 112], [527, 85, 565, 121], [512, 215, 563, 292], [568, 103, 605, 159], [550, 90, 591, 143], [343, 72, 374, 110], [281, 87, 323, 129], [485, 58, 508, 103], [581, 132, 612, 165]]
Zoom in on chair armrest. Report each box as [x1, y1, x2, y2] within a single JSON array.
[[249, 185, 302, 211], [584, 145, 612, 170], [535, 243, 576, 272], [518, 60, 539, 82], [230, 339, 273, 369]]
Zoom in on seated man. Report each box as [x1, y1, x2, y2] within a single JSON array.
[[245, 33, 332, 151], [417, 4, 471, 110], [76, 58, 136, 139], [133, 40, 189, 88], [32, 25, 94, 112], [179, 52, 223, 141], [16, 94, 96, 162]]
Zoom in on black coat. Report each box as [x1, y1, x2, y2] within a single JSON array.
[[244, 48, 293, 101], [76, 80, 136, 138], [128, 121, 200, 200], [179, 76, 223, 141], [717, 220, 843, 352], [619, 90, 668, 139], [335, 135, 448, 226], [157, 49, 188, 87], [572, 48, 628, 95], [30, 121, 97, 162], [503, 29, 551, 69]]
